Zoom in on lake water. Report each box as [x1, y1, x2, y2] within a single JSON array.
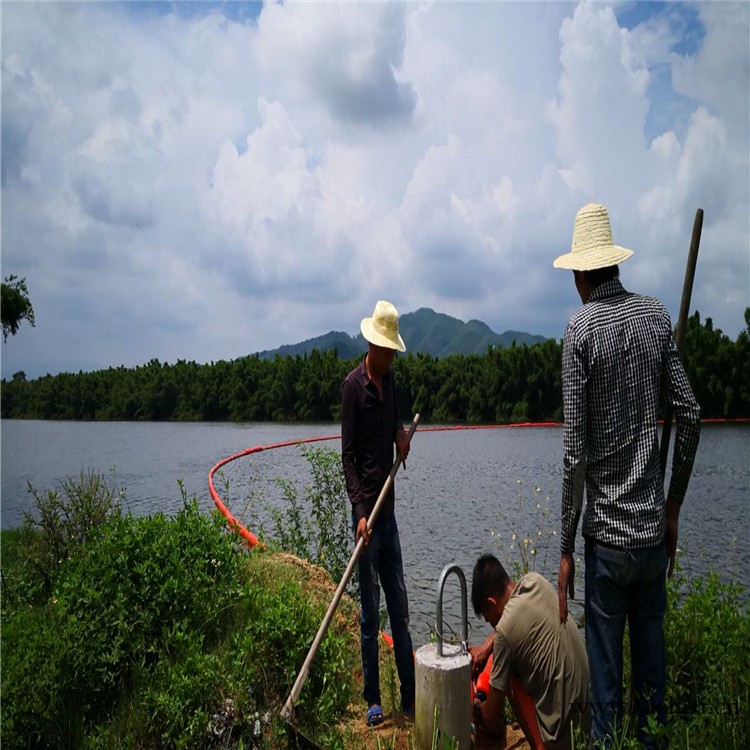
[[2, 420, 748, 646]]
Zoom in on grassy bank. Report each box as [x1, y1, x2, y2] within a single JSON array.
[[0, 480, 362, 748]]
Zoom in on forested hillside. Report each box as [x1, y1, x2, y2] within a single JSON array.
[[2, 311, 748, 423]]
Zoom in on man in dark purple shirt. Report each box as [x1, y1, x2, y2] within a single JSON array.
[[341, 300, 414, 726]]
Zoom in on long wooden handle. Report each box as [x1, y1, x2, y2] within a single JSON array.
[[660, 208, 703, 477], [280, 413, 420, 722]]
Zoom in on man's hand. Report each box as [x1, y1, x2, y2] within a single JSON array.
[[395, 429, 411, 467], [356, 517, 371, 547], [557, 553, 575, 623], [665, 496, 681, 578], [473, 697, 485, 727], [469, 633, 494, 680]]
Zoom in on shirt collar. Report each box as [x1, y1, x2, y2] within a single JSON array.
[[357, 357, 368, 379], [589, 277, 627, 302], [357, 355, 392, 387]]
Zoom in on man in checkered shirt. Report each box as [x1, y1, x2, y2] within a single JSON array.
[[553, 203, 701, 748]]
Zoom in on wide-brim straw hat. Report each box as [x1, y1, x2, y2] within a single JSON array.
[[361, 300, 406, 352], [553, 203, 633, 271]]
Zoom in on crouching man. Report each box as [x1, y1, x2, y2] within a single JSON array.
[[471, 555, 590, 750]]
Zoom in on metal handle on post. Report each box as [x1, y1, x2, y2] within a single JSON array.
[[436, 564, 469, 657]]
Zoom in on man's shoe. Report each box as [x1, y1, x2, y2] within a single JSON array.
[[366, 704, 384, 726]]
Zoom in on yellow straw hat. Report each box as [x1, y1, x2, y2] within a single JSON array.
[[553, 203, 633, 271], [360, 300, 406, 352]]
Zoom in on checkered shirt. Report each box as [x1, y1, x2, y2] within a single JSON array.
[[560, 278, 701, 554]]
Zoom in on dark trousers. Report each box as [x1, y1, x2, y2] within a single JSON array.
[[585, 539, 668, 748], [356, 514, 415, 710]]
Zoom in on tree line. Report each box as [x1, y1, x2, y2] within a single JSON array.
[[2, 310, 748, 423]]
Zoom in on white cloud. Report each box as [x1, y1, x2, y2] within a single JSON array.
[[672, 2, 750, 138], [255, 1, 415, 125], [1, 1, 747, 379], [550, 3, 653, 202]]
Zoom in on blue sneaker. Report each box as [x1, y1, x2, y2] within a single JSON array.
[[366, 704, 384, 726]]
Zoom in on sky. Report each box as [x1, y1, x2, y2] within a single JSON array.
[[1, 0, 748, 379]]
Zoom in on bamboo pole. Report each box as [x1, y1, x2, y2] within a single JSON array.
[[659, 208, 703, 477]]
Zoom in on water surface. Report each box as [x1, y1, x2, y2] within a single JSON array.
[[2, 420, 747, 644]]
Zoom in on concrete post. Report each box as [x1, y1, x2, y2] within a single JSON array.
[[415, 643, 472, 749], [414, 563, 472, 749]]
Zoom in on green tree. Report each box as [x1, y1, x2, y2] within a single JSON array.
[[2, 309, 748, 422], [1, 275, 35, 342]]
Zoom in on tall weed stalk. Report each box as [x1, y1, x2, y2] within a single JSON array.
[[260, 445, 355, 589], [492, 479, 574, 584]]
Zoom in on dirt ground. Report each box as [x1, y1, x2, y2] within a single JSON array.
[[272, 552, 532, 749], [337, 709, 531, 750]]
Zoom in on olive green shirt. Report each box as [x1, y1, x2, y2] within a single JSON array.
[[490, 572, 590, 749]]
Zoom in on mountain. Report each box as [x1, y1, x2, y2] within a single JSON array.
[[255, 330, 364, 360], [255, 307, 547, 360]]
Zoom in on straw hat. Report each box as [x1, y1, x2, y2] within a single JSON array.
[[553, 203, 633, 271], [360, 300, 406, 352]]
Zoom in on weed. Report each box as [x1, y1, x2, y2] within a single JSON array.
[[18, 468, 123, 600], [492, 478, 579, 585], [269, 474, 312, 561], [492, 477, 750, 750], [258, 444, 357, 593]]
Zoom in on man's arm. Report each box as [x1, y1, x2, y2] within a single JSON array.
[[558, 322, 587, 621], [662, 329, 701, 575], [469, 632, 494, 679], [341, 378, 365, 523], [474, 683, 507, 736]]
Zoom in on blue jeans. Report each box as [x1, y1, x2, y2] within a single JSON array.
[[585, 539, 668, 748], [356, 513, 415, 710]]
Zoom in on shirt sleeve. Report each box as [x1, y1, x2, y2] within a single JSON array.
[[341, 376, 366, 522], [662, 322, 701, 504], [560, 320, 588, 556], [489, 628, 512, 694]]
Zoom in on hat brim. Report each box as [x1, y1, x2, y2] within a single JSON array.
[[360, 318, 406, 352], [553, 245, 633, 271]]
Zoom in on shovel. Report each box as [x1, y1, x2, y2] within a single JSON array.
[[281, 413, 420, 736]]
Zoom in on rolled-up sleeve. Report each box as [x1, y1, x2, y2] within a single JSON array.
[[560, 322, 588, 555], [489, 629, 512, 694]]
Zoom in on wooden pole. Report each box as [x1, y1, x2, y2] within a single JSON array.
[[660, 208, 703, 477]]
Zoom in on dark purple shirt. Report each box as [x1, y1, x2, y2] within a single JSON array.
[[341, 358, 403, 523]]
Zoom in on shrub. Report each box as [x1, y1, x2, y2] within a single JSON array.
[[19, 469, 123, 600], [260, 445, 355, 590], [663, 567, 750, 747], [1, 477, 360, 749]]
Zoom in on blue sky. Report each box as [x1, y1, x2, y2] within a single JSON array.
[[1, 1, 748, 378]]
